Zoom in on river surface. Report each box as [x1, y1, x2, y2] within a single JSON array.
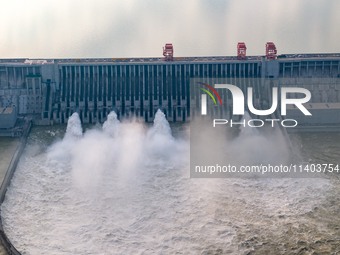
[[1, 112, 340, 255]]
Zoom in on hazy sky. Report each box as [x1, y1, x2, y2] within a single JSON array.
[[0, 0, 339, 58]]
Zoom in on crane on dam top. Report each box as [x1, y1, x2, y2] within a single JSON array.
[[266, 42, 277, 60], [160, 42, 278, 61], [163, 43, 174, 61], [237, 42, 247, 60]]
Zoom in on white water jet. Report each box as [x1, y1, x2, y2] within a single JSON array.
[[144, 110, 189, 167], [46, 112, 82, 163], [102, 111, 120, 137], [65, 112, 82, 138], [147, 109, 172, 139]]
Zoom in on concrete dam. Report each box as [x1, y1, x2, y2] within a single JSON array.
[[0, 44, 340, 125]]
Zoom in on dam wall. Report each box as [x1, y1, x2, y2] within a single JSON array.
[[0, 54, 339, 124]]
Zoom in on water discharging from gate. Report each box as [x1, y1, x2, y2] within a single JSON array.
[[1, 111, 338, 254]]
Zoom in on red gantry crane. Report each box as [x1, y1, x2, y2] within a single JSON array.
[[237, 42, 247, 60], [163, 43, 174, 61], [266, 42, 277, 60]]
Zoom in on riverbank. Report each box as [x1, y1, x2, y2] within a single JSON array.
[[0, 137, 18, 255], [0, 120, 32, 255]]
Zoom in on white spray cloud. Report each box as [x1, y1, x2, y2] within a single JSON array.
[[46, 110, 188, 189], [229, 112, 291, 166]]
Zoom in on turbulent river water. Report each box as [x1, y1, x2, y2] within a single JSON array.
[[1, 111, 340, 255]]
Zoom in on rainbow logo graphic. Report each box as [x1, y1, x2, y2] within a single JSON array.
[[198, 82, 222, 106]]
